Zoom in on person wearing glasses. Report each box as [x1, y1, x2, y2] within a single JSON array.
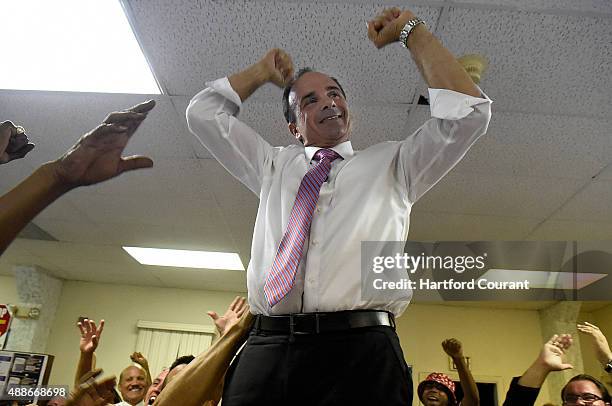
[[503, 328, 611, 406]]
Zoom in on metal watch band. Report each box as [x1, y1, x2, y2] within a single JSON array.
[[399, 17, 426, 48]]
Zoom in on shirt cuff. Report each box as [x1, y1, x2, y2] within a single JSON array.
[[428, 86, 492, 120], [203, 77, 243, 109]]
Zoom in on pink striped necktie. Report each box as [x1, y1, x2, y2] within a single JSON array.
[[264, 148, 342, 307]]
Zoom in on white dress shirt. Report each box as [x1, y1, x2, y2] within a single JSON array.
[[186, 77, 492, 316]]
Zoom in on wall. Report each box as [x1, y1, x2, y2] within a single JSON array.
[[0, 275, 19, 304], [396, 303, 554, 405], [45, 281, 243, 387]]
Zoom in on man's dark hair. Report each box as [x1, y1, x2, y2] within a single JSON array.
[[169, 355, 195, 371], [561, 374, 611, 402], [282, 68, 347, 124]]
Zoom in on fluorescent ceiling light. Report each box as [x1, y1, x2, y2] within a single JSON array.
[[479, 269, 607, 290], [123, 247, 245, 271], [0, 0, 160, 94]]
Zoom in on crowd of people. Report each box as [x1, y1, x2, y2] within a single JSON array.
[[1, 5, 611, 406]]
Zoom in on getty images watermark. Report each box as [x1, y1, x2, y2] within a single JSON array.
[[360, 241, 612, 301], [370, 251, 530, 291]]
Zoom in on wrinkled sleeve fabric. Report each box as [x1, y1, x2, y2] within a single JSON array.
[[502, 377, 540, 406], [186, 77, 275, 196], [399, 87, 492, 204]]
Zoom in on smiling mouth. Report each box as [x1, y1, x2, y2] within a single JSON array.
[[320, 114, 342, 123]]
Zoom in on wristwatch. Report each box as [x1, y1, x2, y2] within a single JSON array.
[[399, 17, 426, 48], [605, 359, 612, 373]]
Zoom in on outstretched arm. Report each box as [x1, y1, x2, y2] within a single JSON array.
[[518, 334, 574, 388], [442, 338, 479, 406], [0, 100, 155, 255], [367, 7, 480, 97], [75, 319, 105, 387], [578, 322, 612, 370]]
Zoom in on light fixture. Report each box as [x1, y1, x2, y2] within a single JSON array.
[[0, 0, 160, 94], [478, 269, 607, 290], [123, 247, 245, 270]]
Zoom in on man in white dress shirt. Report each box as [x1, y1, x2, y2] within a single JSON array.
[[186, 7, 491, 406]]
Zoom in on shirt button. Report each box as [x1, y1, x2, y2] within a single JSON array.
[[316, 207, 321, 213], [311, 240, 319, 246]]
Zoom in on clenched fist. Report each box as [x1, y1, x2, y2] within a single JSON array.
[[367, 8, 418, 49], [257, 48, 294, 87]]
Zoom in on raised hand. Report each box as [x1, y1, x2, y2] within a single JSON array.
[[67, 369, 117, 406], [77, 319, 104, 354], [367, 7, 418, 49], [258, 48, 294, 87], [577, 322, 612, 366], [130, 352, 149, 369], [442, 338, 464, 360], [0, 120, 35, 164], [207, 296, 248, 336], [52, 100, 155, 189], [539, 334, 574, 372]]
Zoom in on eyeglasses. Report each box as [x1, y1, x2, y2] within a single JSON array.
[[563, 393, 605, 405]]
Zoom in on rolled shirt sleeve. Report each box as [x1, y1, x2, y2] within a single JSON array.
[[186, 77, 275, 195], [400, 87, 492, 204]]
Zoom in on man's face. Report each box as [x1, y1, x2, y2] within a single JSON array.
[[563, 380, 609, 405], [119, 366, 147, 405], [162, 364, 187, 389], [420, 382, 450, 406], [144, 368, 168, 405], [288, 71, 351, 148]]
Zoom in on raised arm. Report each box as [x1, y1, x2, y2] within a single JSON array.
[[367, 7, 479, 97], [578, 322, 612, 371], [0, 100, 155, 255], [130, 352, 153, 387], [442, 339, 479, 406], [228, 48, 294, 102], [185, 50, 292, 195], [75, 319, 105, 387], [503, 334, 573, 406]]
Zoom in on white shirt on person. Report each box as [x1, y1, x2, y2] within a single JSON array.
[[186, 77, 492, 317]]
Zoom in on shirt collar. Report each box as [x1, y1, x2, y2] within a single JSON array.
[[304, 141, 354, 162]]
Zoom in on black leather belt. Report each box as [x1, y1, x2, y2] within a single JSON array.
[[253, 310, 395, 335]]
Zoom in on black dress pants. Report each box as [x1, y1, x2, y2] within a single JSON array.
[[222, 325, 412, 406]]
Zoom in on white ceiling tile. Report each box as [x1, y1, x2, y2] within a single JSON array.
[[527, 219, 612, 240], [125, 0, 439, 101], [95, 222, 237, 252], [552, 181, 612, 222], [81, 158, 214, 200], [150, 268, 247, 292], [414, 171, 585, 218], [409, 210, 540, 240], [437, 8, 612, 117], [459, 112, 612, 179], [450, 0, 612, 15], [32, 218, 111, 244], [70, 192, 221, 229], [0, 92, 196, 162]]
